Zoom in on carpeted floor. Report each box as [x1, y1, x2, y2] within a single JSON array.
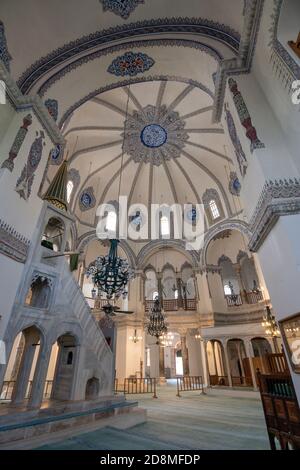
[[36, 382, 270, 450]]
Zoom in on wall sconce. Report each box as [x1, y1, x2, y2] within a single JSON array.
[[195, 334, 202, 340], [129, 329, 143, 344]]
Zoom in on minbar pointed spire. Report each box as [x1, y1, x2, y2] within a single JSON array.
[[43, 160, 68, 211]]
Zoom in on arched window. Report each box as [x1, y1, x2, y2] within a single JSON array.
[[152, 291, 159, 300], [106, 211, 117, 232], [224, 284, 232, 296], [174, 289, 179, 300], [66, 180, 74, 203], [209, 200, 220, 220], [202, 188, 225, 226], [41, 217, 65, 252], [67, 351, 73, 365], [161, 216, 170, 236]]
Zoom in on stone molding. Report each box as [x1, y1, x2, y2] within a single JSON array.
[[0, 219, 30, 263], [249, 178, 300, 251]]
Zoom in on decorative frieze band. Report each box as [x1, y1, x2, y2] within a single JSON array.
[[249, 178, 300, 251], [199, 265, 221, 275], [0, 219, 30, 263]]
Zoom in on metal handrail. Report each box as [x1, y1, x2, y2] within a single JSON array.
[[123, 377, 157, 398], [176, 376, 205, 397]]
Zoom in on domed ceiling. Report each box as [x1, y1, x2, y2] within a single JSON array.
[[1, 0, 254, 123], [46, 79, 243, 243]]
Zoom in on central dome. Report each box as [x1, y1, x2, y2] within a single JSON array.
[[141, 124, 168, 148], [122, 104, 188, 166]]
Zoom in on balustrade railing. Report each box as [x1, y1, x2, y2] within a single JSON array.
[[266, 353, 289, 374], [245, 290, 264, 304], [0, 379, 54, 401], [0, 381, 15, 400], [144, 298, 196, 312], [225, 291, 264, 307], [225, 294, 243, 307]]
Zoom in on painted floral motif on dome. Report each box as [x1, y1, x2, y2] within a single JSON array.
[[45, 99, 58, 122], [123, 104, 188, 166], [79, 187, 96, 211], [224, 104, 248, 178], [49, 144, 63, 165], [99, 0, 144, 20], [141, 124, 167, 148], [15, 131, 45, 200], [229, 171, 241, 196], [0, 20, 12, 71], [108, 51, 155, 77]]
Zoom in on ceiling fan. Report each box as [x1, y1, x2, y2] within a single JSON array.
[[101, 303, 134, 317]]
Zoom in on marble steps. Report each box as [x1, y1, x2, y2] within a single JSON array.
[[0, 397, 146, 446]]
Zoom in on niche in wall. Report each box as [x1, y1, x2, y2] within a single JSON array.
[[41, 217, 65, 251], [25, 275, 52, 309]]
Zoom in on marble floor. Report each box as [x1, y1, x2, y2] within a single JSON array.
[[35, 382, 270, 450]]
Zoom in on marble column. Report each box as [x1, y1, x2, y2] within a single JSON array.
[[234, 265, 246, 303], [158, 345, 166, 384], [181, 335, 189, 376], [12, 330, 40, 405], [222, 340, 233, 387], [212, 341, 219, 376], [244, 339, 258, 390], [176, 272, 183, 308], [201, 340, 210, 387], [28, 343, 52, 409]]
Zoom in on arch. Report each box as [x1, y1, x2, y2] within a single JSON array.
[[25, 275, 52, 309], [227, 338, 252, 387], [76, 231, 137, 269], [17, 17, 237, 95], [206, 339, 228, 386], [41, 216, 66, 252], [1, 325, 44, 405], [48, 322, 83, 347], [85, 377, 100, 400], [251, 337, 272, 357], [51, 333, 78, 401], [137, 239, 199, 269], [200, 221, 252, 267]]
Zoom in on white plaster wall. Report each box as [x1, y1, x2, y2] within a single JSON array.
[[222, 72, 300, 221], [251, 0, 300, 173], [0, 100, 14, 146]]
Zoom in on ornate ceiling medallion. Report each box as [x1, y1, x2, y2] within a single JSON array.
[[108, 51, 154, 77], [123, 105, 188, 166], [229, 171, 241, 196], [99, 0, 144, 20]]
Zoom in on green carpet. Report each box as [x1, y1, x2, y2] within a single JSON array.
[[36, 383, 270, 450]]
